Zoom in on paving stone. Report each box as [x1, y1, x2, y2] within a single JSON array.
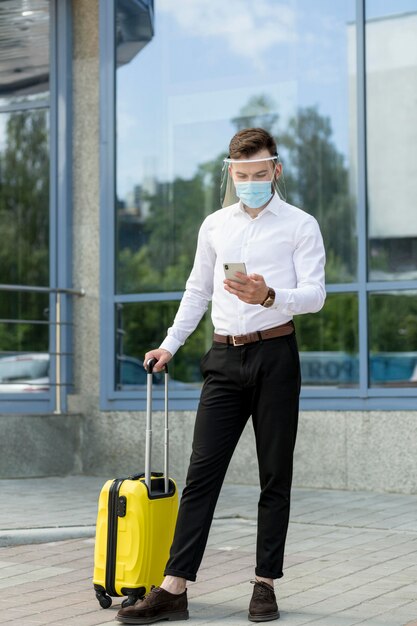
[[1, 479, 417, 625]]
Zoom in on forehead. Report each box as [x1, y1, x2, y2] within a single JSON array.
[[230, 149, 274, 173]]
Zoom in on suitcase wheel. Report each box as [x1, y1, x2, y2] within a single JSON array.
[[95, 590, 112, 609], [121, 593, 144, 608]]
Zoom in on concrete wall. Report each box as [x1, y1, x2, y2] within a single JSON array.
[[1, 410, 417, 493]]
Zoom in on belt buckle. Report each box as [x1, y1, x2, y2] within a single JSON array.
[[231, 335, 244, 346]]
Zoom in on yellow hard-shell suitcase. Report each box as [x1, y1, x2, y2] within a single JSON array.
[[93, 361, 178, 609]]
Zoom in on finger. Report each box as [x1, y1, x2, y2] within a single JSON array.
[[145, 356, 158, 371], [143, 353, 154, 369], [247, 273, 264, 282], [144, 353, 162, 371], [234, 272, 250, 283], [153, 358, 168, 372], [155, 350, 173, 372], [224, 283, 243, 296], [224, 279, 245, 290]]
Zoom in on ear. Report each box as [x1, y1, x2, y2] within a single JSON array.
[[274, 163, 283, 178]]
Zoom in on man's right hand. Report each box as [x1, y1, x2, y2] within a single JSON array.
[[143, 348, 173, 373]]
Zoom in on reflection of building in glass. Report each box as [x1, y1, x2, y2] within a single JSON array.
[[348, 12, 417, 280], [117, 185, 146, 252], [0, 1, 49, 97], [117, 175, 160, 253], [116, 0, 154, 66]]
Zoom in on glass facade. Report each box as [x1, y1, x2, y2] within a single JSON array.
[[365, 1, 417, 396], [112, 0, 368, 395], [0, 109, 49, 287], [368, 291, 417, 387], [366, 1, 417, 282], [115, 302, 210, 390], [116, 1, 357, 294], [2, 1, 415, 412], [101, 0, 417, 405], [296, 293, 359, 388], [0, 0, 50, 105], [0, 1, 51, 396]]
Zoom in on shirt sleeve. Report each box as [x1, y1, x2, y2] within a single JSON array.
[[159, 218, 215, 356], [272, 216, 326, 315]]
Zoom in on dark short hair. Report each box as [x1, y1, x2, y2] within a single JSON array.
[[229, 128, 277, 159]]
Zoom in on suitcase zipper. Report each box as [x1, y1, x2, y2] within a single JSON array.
[[105, 478, 125, 597]]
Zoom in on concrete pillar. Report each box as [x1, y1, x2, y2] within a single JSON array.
[[69, 0, 101, 417]]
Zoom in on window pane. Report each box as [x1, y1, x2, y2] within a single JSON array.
[[115, 0, 357, 293], [369, 291, 417, 387], [0, 290, 50, 393], [296, 293, 359, 388], [115, 302, 212, 390], [0, 109, 49, 287], [366, 1, 417, 280], [0, 0, 50, 105]]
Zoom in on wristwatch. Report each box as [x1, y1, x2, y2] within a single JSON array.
[[261, 287, 276, 308]]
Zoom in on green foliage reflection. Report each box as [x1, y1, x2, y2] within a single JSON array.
[[0, 110, 49, 353]]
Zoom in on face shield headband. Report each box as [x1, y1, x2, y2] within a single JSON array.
[[220, 154, 286, 209]]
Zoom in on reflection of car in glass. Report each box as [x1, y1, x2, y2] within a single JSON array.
[[117, 356, 199, 391], [0, 354, 50, 393], [117, 356, 161, 387], [370, 352, 417, 386], [0, 353, 199, 394]]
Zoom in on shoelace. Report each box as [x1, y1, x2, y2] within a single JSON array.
[[142, 585, 157, 601]]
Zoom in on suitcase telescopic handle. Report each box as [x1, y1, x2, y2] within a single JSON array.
[[145, 358, 168, 374], [145, 358, 170, 494]]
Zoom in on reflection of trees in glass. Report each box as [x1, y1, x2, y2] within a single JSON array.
[[0, 110, 49, 353], [296, 293, 358, 354], [118, 94, 356, 294], [281, 106, 356, 283], [369, 294, 417, 353], [231, 94, 279, 133]]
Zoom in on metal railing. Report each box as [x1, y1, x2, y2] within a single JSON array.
[[0, 283, 85, 414]]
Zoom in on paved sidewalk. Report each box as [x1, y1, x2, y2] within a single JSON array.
[[0, 477, 417, 625]]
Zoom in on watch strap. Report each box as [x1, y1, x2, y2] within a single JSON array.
[[261, 287, 275, 307]]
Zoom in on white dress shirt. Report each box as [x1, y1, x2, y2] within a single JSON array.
[[159, 193, 326, 356]]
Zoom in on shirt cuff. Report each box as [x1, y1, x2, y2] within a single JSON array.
[[270, 288, 292, 312], [159, 336, 182, 357]]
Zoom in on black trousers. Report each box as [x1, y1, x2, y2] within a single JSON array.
[[164, 332, 301, 582]]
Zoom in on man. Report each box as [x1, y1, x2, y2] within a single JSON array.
[[117, 127, 326, 624]]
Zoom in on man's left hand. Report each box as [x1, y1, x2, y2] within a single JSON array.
[[224, 272, 269, 305]]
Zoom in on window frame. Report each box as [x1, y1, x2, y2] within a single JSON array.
[[99, 0, 417, 412], [0, 0, 73, 414]]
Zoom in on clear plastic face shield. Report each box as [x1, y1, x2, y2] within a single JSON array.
[[220, 153, 286, 209]]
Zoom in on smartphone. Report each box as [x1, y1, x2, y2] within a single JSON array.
[[223, 262, 247, 284]]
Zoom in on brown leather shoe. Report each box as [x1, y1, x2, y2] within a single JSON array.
[[116, 586, 189, 624], [248, 580, 280, 622]]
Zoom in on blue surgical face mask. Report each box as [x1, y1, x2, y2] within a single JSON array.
[[234, 180, 273, 209]]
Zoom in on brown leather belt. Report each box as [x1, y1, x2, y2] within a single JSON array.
[[213, 321, 294, 346]]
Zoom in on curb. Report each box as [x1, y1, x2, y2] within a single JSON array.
[[0, 525, 96, 547]]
